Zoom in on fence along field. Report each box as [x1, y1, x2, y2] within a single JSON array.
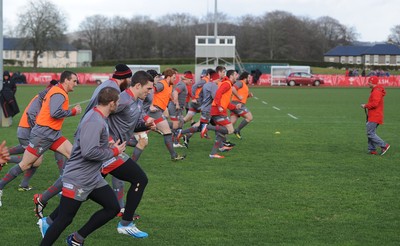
[[11, 71, 400, 87]]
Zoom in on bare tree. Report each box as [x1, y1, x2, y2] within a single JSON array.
[[101, 16, 131, 60], [259, 11, 300, 60], [234, 15, 263, 59], [73, 10, 360, 62], [124, 16, 158, 58], [78, 15, 110, 61], [300, 18, 326, 60], [388, 25, 400, 44], [157, 13, 199, 58], [79, 15, 159, 60], [316, 16, 357, 52], [17, 0, 67, 68]]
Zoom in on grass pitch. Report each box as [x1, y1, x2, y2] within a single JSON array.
[[0, 85, 399, 245]]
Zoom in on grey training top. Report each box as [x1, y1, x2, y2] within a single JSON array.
[[234, 80, 244, 90], [173, 80, 188, 107], [62, 108, 115, 188], [142, 91, 153, 113], [84, 79, 120, 117], [191, 77, 207, 102], [200, 82, 218, 113], [107, 89, 146, 142]]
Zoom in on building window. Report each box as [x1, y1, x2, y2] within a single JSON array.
[[16, 51, 20, 58], [348, 57, 353, 64], [66, 51, 69, 58], [356, 56, 361, 64], [365, 55, 370, 64], [340, 57, 345, 63], [329, 57, 334, 62], [396, 55, 400, 64], [27, 51, 31, 58], [207, 38, 216, 44], [374, 55, 379, 65], [385, 55, 390, 65]]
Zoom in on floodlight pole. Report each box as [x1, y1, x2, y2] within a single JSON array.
[[214, 0, 218, 38], [214, 0, 218, 66], [0, 0, 6, 127]]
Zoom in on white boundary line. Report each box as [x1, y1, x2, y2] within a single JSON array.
[[69, 99, 91, 107], [256, 94, 299, 120]]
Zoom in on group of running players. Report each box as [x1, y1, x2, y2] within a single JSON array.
[[0, 64, 253, 245]]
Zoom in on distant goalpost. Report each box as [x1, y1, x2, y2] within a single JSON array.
[[270, 65, 310, 86]]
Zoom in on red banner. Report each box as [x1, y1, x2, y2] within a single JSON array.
[[18, 72, 400, 87], [23, 73, 111, 85]]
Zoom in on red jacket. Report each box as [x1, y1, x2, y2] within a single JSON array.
[[365, 85, 386, 124]]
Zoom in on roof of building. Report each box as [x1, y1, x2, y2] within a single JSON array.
[[363, 44, 400, 55], [324, 43, 400, 56], [324, 45, 368, 56], [4, 37, 77, 51]]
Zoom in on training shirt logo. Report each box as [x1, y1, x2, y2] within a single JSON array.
[[77, 188, 84, 197], [63, 182, 74, 189], [102, 157, 117, 168]]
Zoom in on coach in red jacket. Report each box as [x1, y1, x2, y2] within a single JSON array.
[[361, 76, 390, 155]]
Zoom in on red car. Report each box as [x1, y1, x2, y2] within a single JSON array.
[[285, 72, 324, 86]]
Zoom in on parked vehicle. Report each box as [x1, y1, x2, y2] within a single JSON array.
[[92, 75, 110, 85], [285, 72, 324, 86]]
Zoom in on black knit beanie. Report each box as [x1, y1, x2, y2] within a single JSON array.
[[112, 64, 132, 79]]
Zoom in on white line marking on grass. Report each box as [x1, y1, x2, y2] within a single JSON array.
[[273, 106, 280, 110], [254, 96, 259, 100], [262, 101, 268, 104], [70, 99, 91, 107], [288, 114, 298, 119]]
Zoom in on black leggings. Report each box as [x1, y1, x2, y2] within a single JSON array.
[[40, 185, 119, 246], [109, 158, 148, 222]]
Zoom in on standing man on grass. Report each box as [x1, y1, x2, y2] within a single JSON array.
[[360, 76, 390, 155]]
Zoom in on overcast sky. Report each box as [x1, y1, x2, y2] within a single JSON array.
[[3, 0, 398, 42]]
